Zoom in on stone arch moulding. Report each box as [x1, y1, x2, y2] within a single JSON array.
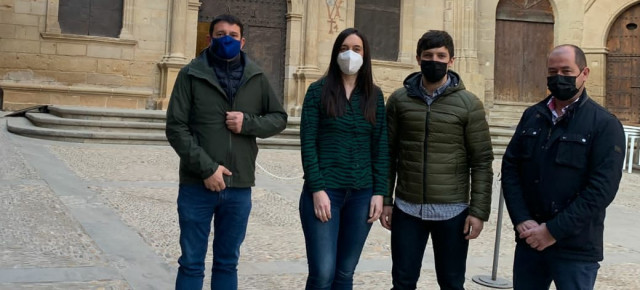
[[42, 0, 137, 45], [601, 0, 640, 48]]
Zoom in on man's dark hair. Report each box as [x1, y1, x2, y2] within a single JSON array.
[[416, 30, 455, 58], [209, 14, 244, 37], [559, 44, 587, 71]]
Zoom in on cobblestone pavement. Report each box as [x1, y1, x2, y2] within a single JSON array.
[[2, 116, 640, 289]]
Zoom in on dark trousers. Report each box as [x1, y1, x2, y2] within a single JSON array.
[[299, 187, 374, 290], [175, 184, 252, 290], [513, 242, 599, 290], [391, 207, 469, 290]]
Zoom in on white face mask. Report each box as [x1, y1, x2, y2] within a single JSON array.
[[337, 50, 363, 75]]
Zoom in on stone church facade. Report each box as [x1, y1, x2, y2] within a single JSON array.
[[0, 0, 639, 123]]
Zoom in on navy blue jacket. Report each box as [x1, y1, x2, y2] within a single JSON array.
[[502, 90, 625, 262]]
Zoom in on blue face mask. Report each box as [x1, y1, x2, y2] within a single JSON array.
[[210, 35, 241, 59]]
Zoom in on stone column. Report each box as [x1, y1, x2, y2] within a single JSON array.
[[445, 0, 486, 103], [119, 0, 135, 40], [45, 0, 62, 34], [291, 0, 323, 116], [165, 0, 188, 62], [157, 0, 191, 109]]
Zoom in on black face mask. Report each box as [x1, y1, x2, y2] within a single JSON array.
[[420, 60, 448, 83], [547, 71, 583, 101]]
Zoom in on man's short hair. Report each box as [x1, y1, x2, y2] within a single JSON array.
[[209, 14, 244, 37], [416, 30, 455, 58], [552, 44, 587, 71]]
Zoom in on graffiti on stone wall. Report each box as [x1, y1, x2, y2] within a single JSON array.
[[326, 0, 343, 34]]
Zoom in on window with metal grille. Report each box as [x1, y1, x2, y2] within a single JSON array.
[[59, 0, 123, 38], [354, 0, 400, 61]]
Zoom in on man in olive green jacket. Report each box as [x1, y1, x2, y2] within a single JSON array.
[[166, 14, 287, 290], [380, 30, 493, 290]]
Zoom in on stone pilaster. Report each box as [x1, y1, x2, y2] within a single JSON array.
[[118, 0, 135, 40], [291, 0, 323, 116], [445, 0, 485, 103], [157, 0, 190, 110]]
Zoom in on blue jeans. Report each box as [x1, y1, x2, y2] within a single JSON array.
[[513, 242, 599, 290], [391, 207, 469, 290], [175, 184, 252, 290], [299, 187, 374, 290]]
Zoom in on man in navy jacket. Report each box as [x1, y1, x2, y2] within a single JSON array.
[[502, 44, 625, 290]]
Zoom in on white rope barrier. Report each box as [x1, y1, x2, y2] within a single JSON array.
[[255, 161, 303, 180]]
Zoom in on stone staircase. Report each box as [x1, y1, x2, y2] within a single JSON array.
[[5, 105, 300, 149], [487, 101, 533, 157], [5, 103, 529, 156]]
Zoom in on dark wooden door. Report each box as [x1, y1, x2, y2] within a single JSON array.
[[494, 0, 554, 104], [606, 3, 640, 124], [196, 0, 287, 102]]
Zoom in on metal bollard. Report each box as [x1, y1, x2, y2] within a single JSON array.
[[472, 179, 512, 288]]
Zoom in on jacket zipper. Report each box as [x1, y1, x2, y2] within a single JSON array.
[[423, 104, 431, 202]]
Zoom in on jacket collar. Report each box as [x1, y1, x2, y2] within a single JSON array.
[[402, 70, 465, 100], [186, 51, 262, 89]]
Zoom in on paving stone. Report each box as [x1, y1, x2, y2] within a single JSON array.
[[0, 280, 130, 290]]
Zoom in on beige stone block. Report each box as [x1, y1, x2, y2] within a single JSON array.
[[0, 52, 18, 67], [134, 49, 165, 62], [0, 23, 15, 38], [31, 1, 46, 15], [40, 42, 56, 54], [12, 13, 39, 26], [87, 44, 122, 59], [7, 90, 50, 104], [38, 71, 87, 84], [106, 97, 140, 109], [121, 47, 134, 60], [15, 25, 40, 40], [129, 62, 156, 76], [0, 39, 40, 53], [0, 11, 13, 24], [56, 43, 87, 56], [136, 26, 166, 42], [15, 53, 49, 70], [97, 59, 131, 75], [51, 94, 107, 107], [125, 75, 155, 87], [0, 0, 13, 11], [48, 56, 97, 72], [14, 0, 30, 14], [138, 40, 166, 51], [86, 73, 124, 86]]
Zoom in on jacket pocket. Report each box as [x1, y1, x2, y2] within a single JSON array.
[[555, 133, 589, 169], [520, 128, 541, 159]]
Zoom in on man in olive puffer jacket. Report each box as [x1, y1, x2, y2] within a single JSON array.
[[380, 30, 494, 290], [166, 14, 287, 290]]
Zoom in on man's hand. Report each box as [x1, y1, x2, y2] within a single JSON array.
[[379, 205, 393, 230], [516, 220, 539, 235], [226, 111, 244, 134], [367, 195, 383, 223], [312, 190, 331, 222], [464, 215, 484, 240], [520, 223, 556, 251], [203, 165, 232, 192]]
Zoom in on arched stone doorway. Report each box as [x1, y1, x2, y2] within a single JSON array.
[[494, 0, 554, 104], [195, 1, 287, 102], [606, 3, 640, 124]]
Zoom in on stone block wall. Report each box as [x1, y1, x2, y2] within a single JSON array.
[[0, 0, 169, 110]]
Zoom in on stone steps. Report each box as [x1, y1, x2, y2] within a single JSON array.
[[6, 105, 301, 149], [5, 105, 518, 156]]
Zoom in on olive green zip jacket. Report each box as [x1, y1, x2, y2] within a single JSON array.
[[166, 52, 287, 187], [386, 71, 493, 221]]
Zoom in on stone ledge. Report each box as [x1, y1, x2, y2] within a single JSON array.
[[40, 33, 138, 46], [0, 82, 152, 99]]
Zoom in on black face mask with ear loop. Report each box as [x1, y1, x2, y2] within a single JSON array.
[[547, 70, 584, 101]]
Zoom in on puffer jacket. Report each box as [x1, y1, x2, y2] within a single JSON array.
[[386, 71, 494, 221]]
